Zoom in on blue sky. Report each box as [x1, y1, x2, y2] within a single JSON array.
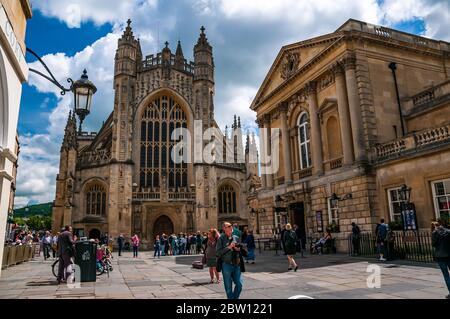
[[15, 0, 450, 207]]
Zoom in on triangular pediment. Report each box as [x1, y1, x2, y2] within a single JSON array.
[[251, 32, 342, 110]]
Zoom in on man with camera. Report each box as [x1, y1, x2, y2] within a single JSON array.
[[216, 222, 246, 299]]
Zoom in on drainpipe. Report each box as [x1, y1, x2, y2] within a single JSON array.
[[388, 62, 406, 136]]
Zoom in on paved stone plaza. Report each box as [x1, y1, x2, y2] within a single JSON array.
[[0, 251, 448, 299]]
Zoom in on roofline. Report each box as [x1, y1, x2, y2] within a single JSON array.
[[336, 18, 450, 45], [249, 32, 342, 110]]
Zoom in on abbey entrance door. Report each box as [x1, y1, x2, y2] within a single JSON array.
[[153, 215, 174, 236]]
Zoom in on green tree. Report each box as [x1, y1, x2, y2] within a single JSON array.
[[26, 215, 49, 231]]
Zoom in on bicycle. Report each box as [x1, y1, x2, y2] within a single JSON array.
[[51, 258, 59, 277], [96, 255, 113, 277]]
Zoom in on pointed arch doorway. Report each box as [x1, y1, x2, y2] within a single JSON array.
[[153, 215, 174, 236]]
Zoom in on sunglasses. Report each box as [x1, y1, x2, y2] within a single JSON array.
[[225, 225, 232, 228]]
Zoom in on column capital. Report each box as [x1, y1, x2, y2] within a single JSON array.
[[304, 81, 317, 96], [341, 52, 357, 70], [255, 117, 264, 128], [279, 101, 289, 114], [263, 113, 271, 124], [329, 61, 345, 76]]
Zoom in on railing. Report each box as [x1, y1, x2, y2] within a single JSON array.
[[168, 192, 195, 201], [77, 149, 111, 167], [374, 26, 391, 38], [372, 123, 450, 162], [142, 52, 195, 74], [255, 238, 305, 257], [373, 139, 406, 159], [2, 244, 37, 269], [348, 231, 434, 262], [132, 191, 160, 200], [298, 167, 312, 179], [413, 89, 435, 106], [403, 80, 450, 113], [324, 157, 343, 170], [415, 125, 450, 148]]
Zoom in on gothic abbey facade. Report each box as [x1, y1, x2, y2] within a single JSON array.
[[52, 21, 259, 248]]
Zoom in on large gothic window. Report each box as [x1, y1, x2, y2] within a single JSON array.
[[218, 184, 237, 214], [297, 112, 311, 170], [85, 184, 107, 216], [140, 95, 188, 190]]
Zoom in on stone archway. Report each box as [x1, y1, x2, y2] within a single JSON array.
[[88, 228, 101, 240], [153, 215, 174, 237]]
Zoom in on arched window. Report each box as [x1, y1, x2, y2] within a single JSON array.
[[297, 112, 311, 170], [85, 184, 107, 216], [218, 184, 237, 214], [140, 95, 188, 190]]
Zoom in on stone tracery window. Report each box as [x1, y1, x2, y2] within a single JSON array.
[[297, 112, 311, 169], [140, 95, 188, 190], [218, 184, 237, 214], [85, 184, 107, 216]]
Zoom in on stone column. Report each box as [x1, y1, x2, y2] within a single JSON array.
[[305, 81, 324, 175], [331, 62, 354, 165], [256, 118, 267, 189], [279, 102, 292, 183], [264, 114, 274, 189], [342, 52, 367, 162]]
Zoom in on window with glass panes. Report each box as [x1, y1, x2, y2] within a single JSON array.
[[218, 184, 237, 214], [387, 187, 403, 223], [274, 212, 282, 231], [85, 184, 107, 216], [140, 95, 188, 190], [328, 198, 339, 227], [432, 179, 450, 225], [297, 112, 311, 170]]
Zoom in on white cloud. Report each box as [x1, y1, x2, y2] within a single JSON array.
[[215, 84, 258, 133], [31, 0, 158, 28], [15, 134, 60, 207], [217, 0, 380, 27], [380, 0, 450, 40]]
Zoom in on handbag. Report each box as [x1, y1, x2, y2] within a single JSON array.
[[202, 253, 207, 265]]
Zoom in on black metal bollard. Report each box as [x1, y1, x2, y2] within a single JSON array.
[[274, 239, 279, 256]]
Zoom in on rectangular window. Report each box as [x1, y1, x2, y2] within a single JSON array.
[[327, 198, 339, 229], [274, 212, 282, 231], [432, 179, 450, 225], [387, 187, 403, 223]]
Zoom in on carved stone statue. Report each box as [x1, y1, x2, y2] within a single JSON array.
[[248, 173, 262, 193]]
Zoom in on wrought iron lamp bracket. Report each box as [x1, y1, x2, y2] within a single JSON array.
[[26, 48, 74, 96]]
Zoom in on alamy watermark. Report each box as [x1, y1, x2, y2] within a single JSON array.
[[169, 120, 280, 174]]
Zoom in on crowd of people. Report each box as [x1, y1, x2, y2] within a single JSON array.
[[9, 218, 449, 300]]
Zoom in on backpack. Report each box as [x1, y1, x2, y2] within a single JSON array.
[[377, 224, 388, 241]]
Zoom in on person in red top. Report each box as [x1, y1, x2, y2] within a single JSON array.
[[131, 234, 140, 258]]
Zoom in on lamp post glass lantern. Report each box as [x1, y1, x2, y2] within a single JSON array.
[[399, 184, 412, 203], [26, 48, 97, 133], [73, 69, 97, 133]]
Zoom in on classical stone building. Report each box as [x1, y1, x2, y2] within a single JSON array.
[[0, 0, 31, 274], [248, 19, 450, 251], [52, 22, 259, 248]]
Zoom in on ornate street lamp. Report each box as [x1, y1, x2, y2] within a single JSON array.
[[72, 69, 97, 133], [26, 48, 97, 133], [330, 192, 352, 206], [398, 184, 412, 203]]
